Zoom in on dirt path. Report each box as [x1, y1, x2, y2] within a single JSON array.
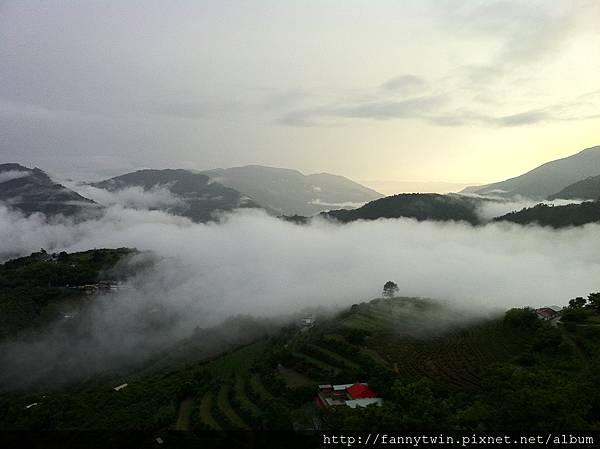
[[175, 397, 194, 431]]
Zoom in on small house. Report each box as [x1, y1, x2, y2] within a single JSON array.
[[317, 383, 382, 409], [114, 383, 128, 392], [535, 306, 561, 321]]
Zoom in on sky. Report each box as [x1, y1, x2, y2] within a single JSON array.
[[1, 0, 600, 193]]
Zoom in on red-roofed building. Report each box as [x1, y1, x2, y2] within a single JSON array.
[[535, 307, 561, 321], [317, 383, 382, 408], [346, 383, 377, 399]]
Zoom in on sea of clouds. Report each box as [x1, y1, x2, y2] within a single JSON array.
[[1, 202, 600, 388]]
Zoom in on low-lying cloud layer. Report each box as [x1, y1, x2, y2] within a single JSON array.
[[0, 170, 30, 184], [1, 205, 600, 388], [472, 195, 585, 222], [65, 182, 184, 210]]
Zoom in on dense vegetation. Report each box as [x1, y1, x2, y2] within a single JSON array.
[[321, 193, 481, 224], [0, 248, 137, 338], [2, 292, 599, 433], [495, 201, 600, 228]]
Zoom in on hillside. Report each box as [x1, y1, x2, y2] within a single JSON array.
[[494, 201, 600, 227], [547, 175, 600, 201], [3, 292, 596, 436], [0, 248, 137, 339], [462, 145, 600, 199], [0, 164, 100, 217], [201, 165, 383, 216], [321, 193, 481, 224], [92, 169, 263, 222]]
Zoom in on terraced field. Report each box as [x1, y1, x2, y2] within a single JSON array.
[[367, 320, 533, 388], [198, 392, 220, 430], [186, 297, 537, 430], [283, 298, 536, 390], [217, 385, 249, 430]]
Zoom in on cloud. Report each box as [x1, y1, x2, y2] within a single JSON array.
[[279, 95, 446, 126], [0, 170, 30, 183], [431, 0, 587, 65], [65, 182, 184, 210], [2, 206, 600, 387], [278, 1, 600, 129], [381, 75, 428, 94], [469, 195, 586, 222]]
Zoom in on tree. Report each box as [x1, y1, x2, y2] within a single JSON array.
[[382, 281, 399, 298], [569, 297, 587, 309], [504, 308, 539, 329], [587, 292, 600, 313]]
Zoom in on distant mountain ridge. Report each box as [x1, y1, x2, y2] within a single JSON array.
[[92, 169, 262, 222], [200, 165, 383, 216], [0, 163, 100, 217], [1, 163, 383, 220], [462, 145, 600, 199], [547, 175, 600, 201]]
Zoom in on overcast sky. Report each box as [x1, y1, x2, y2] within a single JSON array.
[[1, 1, 599, 191]]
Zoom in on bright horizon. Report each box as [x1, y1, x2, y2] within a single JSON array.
[[1, 1, 599, 191]]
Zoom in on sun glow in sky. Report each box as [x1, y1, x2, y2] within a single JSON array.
[[1, 1, 599, 192]]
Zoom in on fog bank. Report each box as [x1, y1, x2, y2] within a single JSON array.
[[1, 205, 600, 388]]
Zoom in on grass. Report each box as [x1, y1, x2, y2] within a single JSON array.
[[278, 368, 315, 388], [204, 341, 267, 379], [292, 351, 340, 374], [249, 374, 273, 402], [307, 344, 361, 370], [175, 397, 194, 430], [216, 385, 249, 430], [233, 377, 261, 415], [198, 392, 220, 430]]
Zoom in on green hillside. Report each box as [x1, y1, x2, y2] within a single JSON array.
[[321, 193, 481, 224], [3, 294, 599, 433], [0, 248, 138, 339], [494, 201, 600, 228]]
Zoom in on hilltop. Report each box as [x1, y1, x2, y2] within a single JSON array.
[[0, 164, 100, 217], [321, 193, 481, 224], [0, 248, 138, 339]]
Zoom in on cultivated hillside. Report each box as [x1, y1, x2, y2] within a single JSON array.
[[201, 165, 383, 216], [3, 293, 597, 434], [462, 145, 600, 199]]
